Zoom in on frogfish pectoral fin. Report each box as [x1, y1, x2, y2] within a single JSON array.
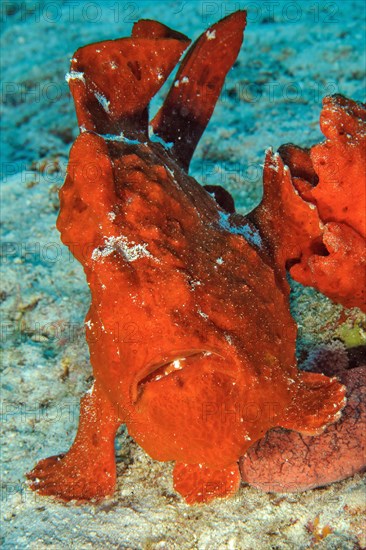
[[280, 371, 347, 436]]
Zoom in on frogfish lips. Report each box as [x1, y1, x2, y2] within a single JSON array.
[[130, 349, 227, 404]]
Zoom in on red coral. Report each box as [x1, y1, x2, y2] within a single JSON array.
[[251, 95, 366, 311], [311, 95, 366, 238]]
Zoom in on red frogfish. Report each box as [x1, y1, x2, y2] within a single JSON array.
[[28, 12, 359, 505]]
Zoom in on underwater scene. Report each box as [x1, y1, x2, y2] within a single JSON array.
[[1, 0, 365, 548]]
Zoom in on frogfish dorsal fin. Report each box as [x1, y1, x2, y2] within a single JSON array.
[[67, 31, 190, 139], [131, 18, 190, 41], [151, 10, 246, 169]]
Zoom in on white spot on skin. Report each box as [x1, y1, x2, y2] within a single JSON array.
[[198, 309, 208, 319], [216, 257, 224, 265], [225, 333, 233, 345], [206, 29, 216, 40], [86, 381, 95, 395], [107, 211, 116, 221], [99, 132, 140, 145], [270, 161, 280, 172], [65, 71, 85, 84], [189, 280, 201, 291], [165, 166, 175, 179], [181, 76, 189, 83], [94, 91, 110, 113], [91, 236, 155, 263]]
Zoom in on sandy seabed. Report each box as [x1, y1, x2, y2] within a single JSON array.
[[1, 0, 365, 548]]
